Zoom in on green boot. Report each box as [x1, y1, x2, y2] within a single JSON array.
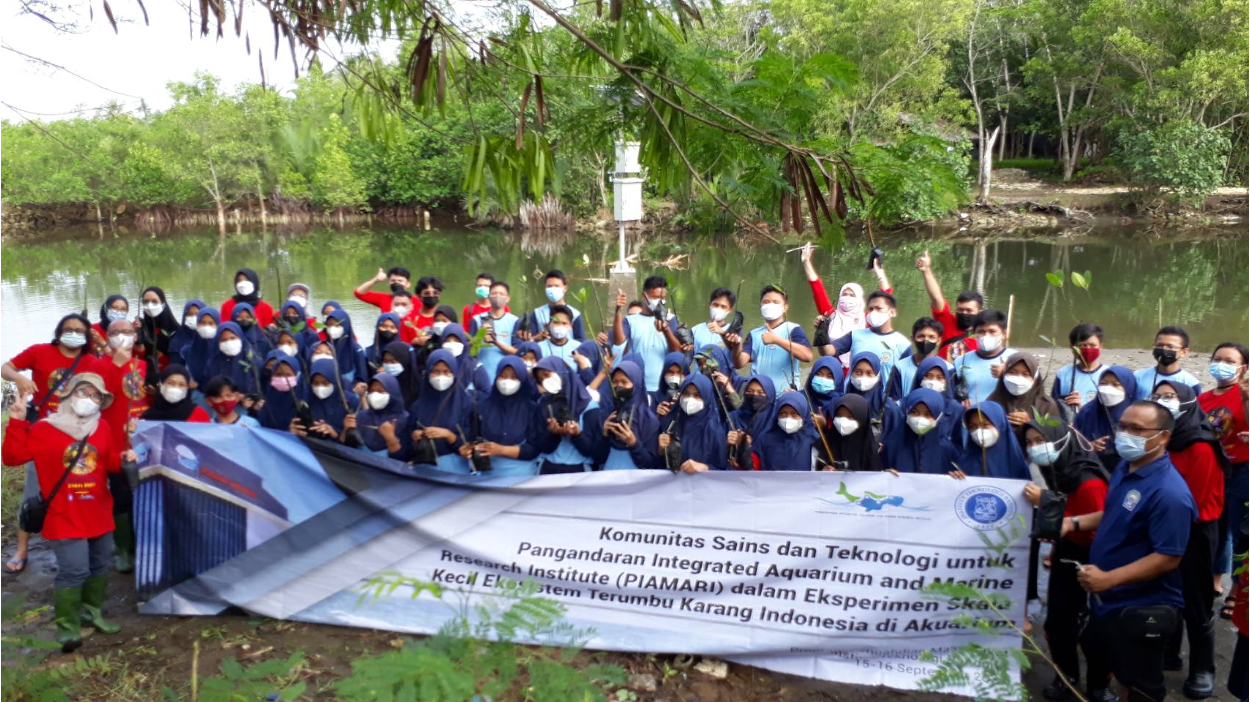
[[53, 587, 84, 653], [112, 514, 135, 574], [80, 575, 121, 635]]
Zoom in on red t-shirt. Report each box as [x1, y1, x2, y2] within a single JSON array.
[[1063, 477, 1108, 547], [1, 417, 120, 540], [1198, 386, 1248, 464], [1170, 442, 1225, 522], [98, 356, 152, 451], [462, 301, 495, 326], [932, 301, 979, 360], [8, 344, 103, 418], [355, 289, 394, 312], [219, 299, 276, 327]]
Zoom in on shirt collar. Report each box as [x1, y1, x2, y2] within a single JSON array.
[[1125, 452, 1171, 479]]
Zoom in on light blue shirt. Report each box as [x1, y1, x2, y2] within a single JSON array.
[[540, 404, 597, 469], [1052, 364, 1108, 407], [833, 328, 913, 387], [622, 314, 674, 392], [538, 339, 579, 371], [1133, 367, 1202, 400], [746, 322, 810, 392], [893, 354, 950, 397], [691, 322, 725, 351], [212, 414, 260, 428], [469, 312, 519, 380], [953, 348, 1018, 404]]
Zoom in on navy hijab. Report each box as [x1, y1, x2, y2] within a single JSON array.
[[844, 351, 890, 416], [258, 353, 305, 430], [575, 338, 605, 385], [168, 298, 206, 364], [308, 358, 350, 432], [231, 302, 273, 355], [882, 388, 958, 474], [1074, 365, 1138, 444], [805, 356, 846, 417], [674, 373, 728, 470], [381, 340, 421, 407], [279, 300, 321, 351], [753, 391, 820, 471], [535, 355, 592, 423], [910, 356, 965, 440], [732, 374, 778, 440], [602, 360, 659, 453], [955, 401, 1031, 479], [204, 321, 262, 395], [410, 350, 472, 434], [325, 308, 367, 384], [475, 357, 537, 446], [829, 394, 884, 471], [356, 372, 409, 451], [653, 351, 691, 406], [182, 306, 220, 383], [366, 313, 404, 366]]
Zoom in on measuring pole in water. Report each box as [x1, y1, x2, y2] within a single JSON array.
[[609, 140, 643, 298]]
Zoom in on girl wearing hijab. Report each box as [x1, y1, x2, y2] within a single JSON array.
[[882, 388, 960, 474], [654, 351, 690, 409], [574, 338, 606, 387], [727, 375, 778, 468], [168, 299, 206, 367], [291, 359, 352, 442], [753, 391, 822, 471], [258, 353, 305, 431], [596, 360, 660, 471], [1074, 365, 1138, 472], [141, 365, 211, 423], [844, 352, 903, 441], [988, 352, 1062, 446], [826, 394, 885, 471], [805, 357, 846, 421], [1154, 380, 1227, 693], [1020, 421, 1111, 702], [204, 322, 262, 397], [366, 313, 403, 369], [231, 303, 273, 356], [182, 308, 221, 387], [380, 340, 421, 407], [530, 357, 598, 473], [2, 374, 124, 652], [386, 350, 471, 473], [438, 323, 489, 397], [815, 283, 865, 368], [952, 401, 1031, 480], [316, 301, 344, 340], [908, 357, 964, 441], [461, 357, 540, 476], [219, 268, 275, 327], [91, 294, 130, 356], [661, 374, 729, 472], [322, 309, 368, 389], [515, 341, 544, 374], [137, 286, 181, 372], [277, 301, 320, 352], [349, 372, 409, 456]]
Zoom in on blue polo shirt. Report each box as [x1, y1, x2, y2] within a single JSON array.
[[1089, 453, 1196, 615]]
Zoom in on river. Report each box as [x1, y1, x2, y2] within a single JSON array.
[[1, 222, 1245, 363]]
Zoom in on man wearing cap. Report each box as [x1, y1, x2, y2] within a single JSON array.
[[1, 373, 129, 653]]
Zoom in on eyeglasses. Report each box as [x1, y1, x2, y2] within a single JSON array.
[[1150, 394, 1179, 402], [72, 387, 103, 402], [1115, 423, 1163, 436]]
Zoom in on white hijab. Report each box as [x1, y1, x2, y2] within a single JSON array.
[[829, 282, 866, 338], [44, 379, 102, 440]]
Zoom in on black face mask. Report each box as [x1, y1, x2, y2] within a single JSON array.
[[955, 312, 977, 331], [914, 339, 938, 356], [1153, 348, 1179, 366], [390, 282, 407, 294], [744, 394, 769, 411], [377, 330, 397, 344], [420, 295, 440, 308], [238, 319, 255, 329], [284, 316, 302, 327]]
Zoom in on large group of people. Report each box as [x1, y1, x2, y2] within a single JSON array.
[[1, 248, 1246, 702]]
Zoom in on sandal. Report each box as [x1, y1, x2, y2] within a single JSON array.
[[1219, 597, 1235, 621], [4, 556, 27, 574]]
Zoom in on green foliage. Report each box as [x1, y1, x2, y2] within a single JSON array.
[[1114, 120, 1231, 205], [178, 652, 307, 702], [312, 115, 370, 212], [1, 594, 73, 702]]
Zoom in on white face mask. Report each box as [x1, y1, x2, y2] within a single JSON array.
[[680, 396, 705, 415], [1098, 386, 1126, 407], [366, 391, 390, 410], [778, 416, 803, 434], [312, 384, 334, 400], [709, 306, 729, 322], [664, 374, 684, 388], [866, 309, 891, 329], [549, 325, 571, 341], [524, 360, 537, 370], [978, 334, 1003, 353], [392, 305, 412, 318], [144, 302, 165, 318], [60, 332, 88, 349], [760, 303, 784, 322], [288, 295, 308, 308], [496, 378, 521, 396], [70, 395, 100, 417], [1003, 375, 1034, 396], [907, 415, 936, 435], [278, 344, 299, 358], [198, 325, 217, 340], [326, 326, 345, 340], [443, 341, 464, 357], [235, 280, 255, 296], [184, 314, 198, 328], [971, 427, 999, 448], [1154, 397, 1182, 418], [429, 374, 454, 392], [161, 385, 187, 404], [833, 416, 860, 436], [219, 339, 243, 357], [382, 362, 404, 376], [646, 296, 663, 311], [920, 378, 947, 393], [312, 353, 334, 363], [109, 334, 135, 350], [432, 321, 450, 335], [541, 375, 563, 395], [851, 375, 879, 391]]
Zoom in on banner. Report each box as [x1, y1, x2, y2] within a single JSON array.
[[132, 422, 1032, 695]]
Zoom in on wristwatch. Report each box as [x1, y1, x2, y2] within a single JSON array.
[[1070, 517, 1080, 532]]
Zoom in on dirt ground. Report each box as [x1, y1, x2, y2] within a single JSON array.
[[988, 170, 1248, 214], [1, 347, 1240, 701]]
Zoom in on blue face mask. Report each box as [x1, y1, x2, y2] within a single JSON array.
[[545, 286, 564, 303], [1114, 431, 1160, 462], [1027, 433, 1069, 467], [107, 309, 128, 322], [811, 376, 837, 395], [1209, 362, 1242, 382]]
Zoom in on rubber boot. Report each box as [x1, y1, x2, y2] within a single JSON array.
[[80, 575, 121, 635], [53, 587, 84, 653], [112, 513, 135, 574]]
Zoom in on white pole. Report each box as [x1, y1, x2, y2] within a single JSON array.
[[617, 222, 627, 272]]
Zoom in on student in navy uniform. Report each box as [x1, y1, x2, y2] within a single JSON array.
[[805, 357, 845, 422], [842, 351, 903, 442], [322, 309, 368, 389], [690, 287, 737, 351], [612, 279, 684, 392], [886, 317, 947, 401], [752, 391, 821, 471], [827, 394, 885, 472], [384, 349, 471, 474], [908, 357, 964, 442], [438, 324, 489, 398], [1075, 366, 1139, 473], [537, 305, 580, 371], [1052, 323, 1108, 419], [1135, 326, 1203, 400], [817, 291, 911, 385], [726, 374, 777, 468], [1066, 401, 1196, 702], [461, 357, 541, 476], [951, 401, 1031, 480], [528, 270, 586, 341], [468, 280, 519, 380], [350, 372, 408, 456], [881, 388, 960, 474], [530, 357, 598, 473], [653, 351, 690, 411], [952, 309, 1017, 404], [596, 360, 661, 471], [168, 299, 206, 367], [365, 313, 403, 370], [660, 373, 729, 472], [731, 284, 813, 393]]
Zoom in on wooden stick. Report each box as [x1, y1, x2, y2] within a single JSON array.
[[1005, 294, 1016, 347]]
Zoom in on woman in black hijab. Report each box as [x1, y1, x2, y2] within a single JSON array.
[[138, 286, 181, 371], [142, 365, 211, 422], [826, 394, 885, 471]]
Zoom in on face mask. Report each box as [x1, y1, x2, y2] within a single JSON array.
[[1003, 375, 1034, 396], [1152, 347, 1179, 366], [495, 378, 521, 396], [680, 397, 705, 415], [312, 353, 334, 363], [1154, 397, 1182, 418], [811, 376, 837, 394], [429, 375, 454, 392], [778, 416, 803, 434], [665, 374, 684, 388], [524, 360, 537, 371], [443, 341, 465, 357], [646, 296, 663, 311], [545, 286, 564, 303], [70, 396, 100, 417], [270, 375, 298, 392], [393, 305, 412, 318], [760, 303, 784, 322], [144, 302, 165, 317], [1209, 362, 1242, 383], [367, 391, 391, 409], [377, 330, 397, 344], [432, 321, 450, 335], [475, 285, 490, 299], [914, 340, 938, 356], [198, 325, 218, 339], [60, 332, 87, 349], [837, 297, 862, 314], [541, 375, 563, 395], [1115, 431, 1160, 462], [278, 344, 298, 357], [833, 417, 860, 436], [1079, 347, 1101, 365], [219, 339, 243, 357], [284, 316, 304, 329], [489, 296, 508, 309], [1027, 434, 1069, 466], [107, 309, 129, 322], [161, 385, 187, 404], [184, 315, 198, 328], [978, 334, 1002, 353], [851, 375, 879, 391], [209, 398, 239, 416], [389, 282, 407, 294], [920, 378, 947, 393], [288, 296, 308, 308], [237, 318, 256, 329], [866, 310, 891, 329], [326, 326, 345, 340], [907, 415, 936, 435], [745, 394, 768, 411], [420, 294, 440, 309], [1097, 386, 1126, 407], [613, 386, 635, 404], [311, 384, 334, 400], [709, 306, 729, 322], [955, 312, 977, 331], [549, 325, 571, 341], [109, 334, 135, 350], [383, 362, 404, 376], [971, 427, 999, 448], [236, 280, 255, 296]]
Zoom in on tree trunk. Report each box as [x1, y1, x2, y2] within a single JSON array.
[[1027, 132, 1035, 159], [997, 115, 1008, 161], [215, 199, 227, 236], [978, 126, 1001, 203], [95, 201, 104, 239], [256, 180, 268, 228]]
